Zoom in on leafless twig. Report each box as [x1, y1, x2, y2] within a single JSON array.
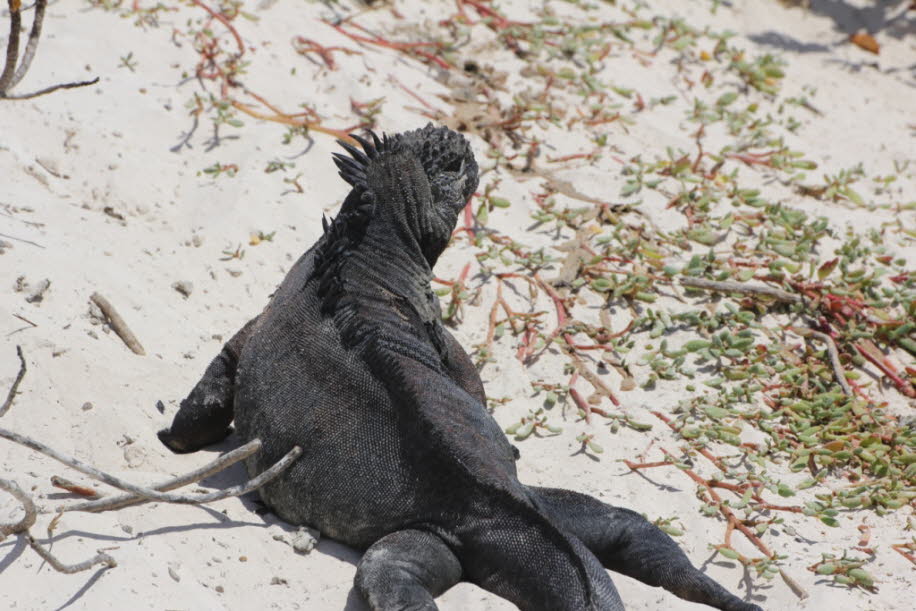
[[0, 0, 22, 93], [679, 277, 803, 304], [51, 475, 100, 499], [1, 0, 98, 99], [10, 0, 44, 87], [26, 534, 117, 573], [792, 328, 854, 397], [90, 292, 146, 355], [0, 345, 26, 418], [64, 439, 263, 513], [0, 477, 36, 537], [0, 346, 302, 578], [0, 426, 300, 504]]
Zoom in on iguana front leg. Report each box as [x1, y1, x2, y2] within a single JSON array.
[[354, 529, 462, 611], [158, 316, 260, 454], [533, 487, 763, 611]]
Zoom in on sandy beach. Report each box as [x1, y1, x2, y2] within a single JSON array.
[[1, 1, 914, 609]]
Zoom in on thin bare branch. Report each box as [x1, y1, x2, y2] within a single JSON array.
[[10, 0, 44, 88], [51, 475, 100, 499], [27, 534, 117, 573], [0, 477, 37, 537], [0, 345, 26, 418], [0, 426, 300, 504], [90, 292, 146, 355], [0, 0, 97, 99], [679, 277, 803, 304], [794, 328, 854, 397], [64, 439, 263, 513], [0, 0, 22, 93], [2, 76, 99, 99]]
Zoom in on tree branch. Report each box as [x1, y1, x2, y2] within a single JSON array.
[[0, 477, 36, 537], [679, 277, 803, 304], [0, 0, 22, 95], [90, 292, 146, 355], [63, 438, 263, 513], [0, 344, 26, 418], [0, 0, 97, 99], [10, 0, 43, 88], [0, 425, 300, 505]]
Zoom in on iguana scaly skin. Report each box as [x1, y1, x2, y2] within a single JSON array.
[[158, 125, 761, 611]]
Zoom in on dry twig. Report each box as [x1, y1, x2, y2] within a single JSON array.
[[0, 0, 98, 99], [0, 426, 301, 505], [64, 439, 263, 513], [793, 328, 854, 397], [0, 344, 26, 418], [26, 534, 117, 573], [679, 277, 803, 304], [0, 477, 36, 537], [0, 347, 302, 577], [90, 292, 146, 355]]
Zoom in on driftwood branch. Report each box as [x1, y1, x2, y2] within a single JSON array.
[[2, 76, 100, 100], [0, 477, 36, 537], [0, 344, 26, 418], [0, 0, 21, 93], [679, 277, 803, 304], [0, 426, 301, 505], [0, 347, 302, 578], [64, 439, 263, 513], [26, 534, 117, 573], [0, 0, 98, 99], [792, 328, 854, 397], [51, 475, 100, 499], [90, 292, 146, 355], [10, 0, 44, 88]]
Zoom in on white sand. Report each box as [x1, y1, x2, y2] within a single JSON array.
[[1, 1, 913, 609]]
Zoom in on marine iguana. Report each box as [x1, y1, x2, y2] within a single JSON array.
[[158, 124, 761, 611]]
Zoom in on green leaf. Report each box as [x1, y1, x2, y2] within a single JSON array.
[[718, 547, 740, 560], [716, 92, 738, 106], [590, 278, 613, 292], [660, 524, 683, 537], [777, 483, 796, 497], [817, 258, 838, 280], [515, 421, 535, 440], [704, 405, 730, 419], [842, 187, 864, 206], [476, 203, 489, 224], [847, 568, 873, 587], [621, 180, 641, 197], [684, 339, 711, 352]]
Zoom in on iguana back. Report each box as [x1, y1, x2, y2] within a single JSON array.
[[159, 125, 761, 611]]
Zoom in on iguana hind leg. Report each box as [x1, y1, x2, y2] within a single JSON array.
[[533, 487, 763, 611], [354, 529, 462, 611], [158, 316, 260, 454]]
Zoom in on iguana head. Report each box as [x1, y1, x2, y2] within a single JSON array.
[[332, 124, 478, 266]]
